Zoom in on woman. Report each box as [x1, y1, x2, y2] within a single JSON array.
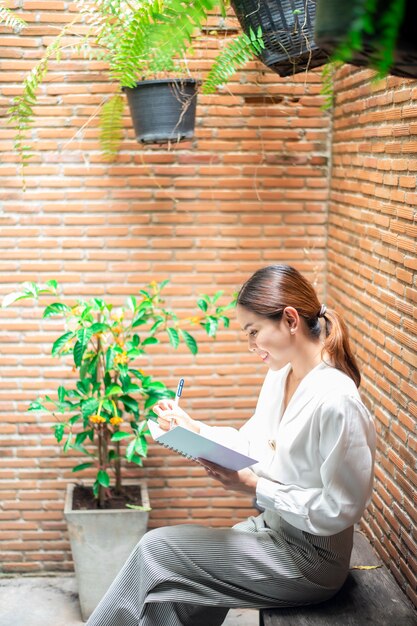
[[86, 264, 376, 626]]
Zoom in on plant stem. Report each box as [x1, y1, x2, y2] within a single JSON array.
[[98, 425, 106, 508], [113, 398, 122, 493], [115, 440, 121, 493]]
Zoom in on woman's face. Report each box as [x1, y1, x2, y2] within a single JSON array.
[[236, 304, 293, 371]]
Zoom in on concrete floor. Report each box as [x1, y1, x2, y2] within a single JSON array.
[[0, 575, 259, 626]]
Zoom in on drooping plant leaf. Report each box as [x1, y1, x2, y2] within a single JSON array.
[[100, 92, 125, 160], [97, 469, 110, 487], [111, 431, 132, 441], [81, 397, 100, 418], [72, 462, 94, 472], [0, 4, 27, 32], [179, 329, 198, 354], [73, 341, 86, 367], [7, 19, 78, 173], [43, 302, 72, 318], [166, 327, 179, 348], [203, 27, 265, 94], [51, 331, 75, 356]]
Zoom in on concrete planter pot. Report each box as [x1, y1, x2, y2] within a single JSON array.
[[64, 481, 150, 621]]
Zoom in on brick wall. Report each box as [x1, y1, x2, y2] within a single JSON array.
[[0, 5, 329, 572], [328, 65, 417, 606]]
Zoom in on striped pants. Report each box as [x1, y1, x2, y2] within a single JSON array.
[[86, 514, 353, 626]]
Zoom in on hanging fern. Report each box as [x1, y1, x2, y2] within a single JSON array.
[[141, 0, 220, 74], [334, 0, 378, 63], [7, 20, 78, 170], [0, 3, 27, 32], [109, 0, 221, 85], [333, 0, 406, 79], [202, 27, 264, 94], [107, 0, 161, 87], [371, 0, 406, 78], [100, 93, 125, 160], [8, 0, 268, 167], [319, 60, 342, 111]]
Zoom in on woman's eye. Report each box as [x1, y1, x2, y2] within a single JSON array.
[[249, 330, 257, 337]]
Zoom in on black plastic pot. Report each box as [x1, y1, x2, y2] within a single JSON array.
[[124, 78, 198, 144], [314, 0, 417, 79], [230, 0, 328, 76]]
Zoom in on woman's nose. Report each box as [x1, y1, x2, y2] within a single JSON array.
[[248, 337, 256, 352]]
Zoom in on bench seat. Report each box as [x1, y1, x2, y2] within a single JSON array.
[[260, 530, 417, 626]]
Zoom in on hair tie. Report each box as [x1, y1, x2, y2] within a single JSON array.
[[318, 304, 327, 318]]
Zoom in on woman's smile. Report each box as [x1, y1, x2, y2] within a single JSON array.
[[236, 304, 293, 371]]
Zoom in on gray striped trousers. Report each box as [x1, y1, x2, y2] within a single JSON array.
[[86, 513, 353, 626]]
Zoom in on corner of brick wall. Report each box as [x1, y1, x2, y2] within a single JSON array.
[[327, 64, 417, 607]]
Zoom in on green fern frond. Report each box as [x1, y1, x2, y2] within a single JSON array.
[[99, 93, 125, 160], [109, 0, 221, 85], [334, 0, 378, 63], [202, 27, 264, 94], [0, 4, 27, 32], [371, 0, 406, 78], [109, 1, 159, 86], [332, 0, 405, 79], [144, 0, 219, 74], [7, 20, 78, 170], [320, 61, 341, 111]]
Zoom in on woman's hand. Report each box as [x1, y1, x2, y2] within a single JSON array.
[[199, 460, 259, 495], [153, 399, 200, 433]]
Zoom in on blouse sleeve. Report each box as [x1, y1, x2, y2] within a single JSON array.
[[255, 395, 376, 536]]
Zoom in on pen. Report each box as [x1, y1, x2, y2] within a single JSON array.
[[170, 378, 184, 430], [174, 378, 184, 407]]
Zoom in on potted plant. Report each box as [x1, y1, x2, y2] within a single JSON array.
[[2, 279, 235, 619], [8, 0, 265, 166], [230, 0, 329, 76], [314, 0, 417, 79], [123, 78, 199, 145]]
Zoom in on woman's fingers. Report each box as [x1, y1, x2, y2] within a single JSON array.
[[157, 416, 174, 431], [154, 400, 173, 413], [153, 402, 199, 434]]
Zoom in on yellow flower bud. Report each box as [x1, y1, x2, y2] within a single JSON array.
[[114, 352, 128, 366], [89, 414, 106, 424]]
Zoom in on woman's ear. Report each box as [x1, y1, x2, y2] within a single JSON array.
[[283, 306, 299, 333]]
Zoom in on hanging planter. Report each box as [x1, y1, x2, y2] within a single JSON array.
[[314, 0, 417, 79], [230, 0, 328, 76], [123, 78, 198, 145]]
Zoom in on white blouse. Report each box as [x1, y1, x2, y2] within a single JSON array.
[[200, 362, 376, 536]]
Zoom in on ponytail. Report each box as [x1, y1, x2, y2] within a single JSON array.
[[238, 265, 362, 388], [322, 308, 361, 388]]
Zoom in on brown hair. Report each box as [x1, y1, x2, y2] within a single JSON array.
[[237, 265, 361, 387]]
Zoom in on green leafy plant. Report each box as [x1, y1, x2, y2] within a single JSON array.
[[318, 0, 407, 110], [203, 26, 264, 95], [319, 60, 341, 111], [2, 280, 235, 507], [8, 0, 264, 167], [332, 0, 406, 78], [0, 1, 26, 32]]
